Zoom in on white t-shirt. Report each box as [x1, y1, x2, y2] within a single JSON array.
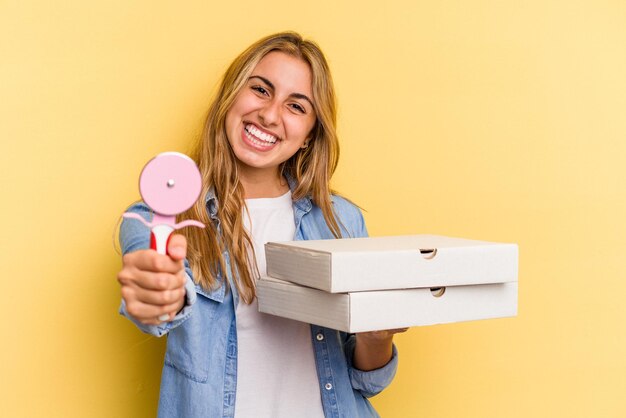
[[234, 190, 324, 418]]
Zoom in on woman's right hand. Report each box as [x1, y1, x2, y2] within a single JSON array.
[[117, 234, 188, 325]]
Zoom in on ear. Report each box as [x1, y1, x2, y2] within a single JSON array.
[[301, 136, 312, 149]]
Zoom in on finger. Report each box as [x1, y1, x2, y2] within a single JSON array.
[[118, 260, 185, 291], [124, 298, 184, 323], [369, 327, 409, 335], [379, 328, 409, 337], [132, 285, 186, 306], [356, 328, 409, 340], [131, 310, 177, 326], [388, 327, 409, 334], [167, 234, 187, 261], [129, 268, 186, 291], [124, 250, 183, 274], [143, 310, 179, 326]]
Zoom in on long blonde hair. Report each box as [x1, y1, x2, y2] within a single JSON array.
[[179, 32, 341, 303]]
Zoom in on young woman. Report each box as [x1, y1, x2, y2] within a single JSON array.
[[117, 31, 406, 418]]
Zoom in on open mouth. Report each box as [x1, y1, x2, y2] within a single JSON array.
[[244, 124, 278, 147]]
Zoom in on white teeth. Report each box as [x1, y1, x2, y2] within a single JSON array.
[[245, 124, 276, 144]]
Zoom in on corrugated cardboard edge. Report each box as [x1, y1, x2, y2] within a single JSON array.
[[265, 243, 334, 291]]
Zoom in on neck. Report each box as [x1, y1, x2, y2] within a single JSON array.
[[238, 166, 289, 199]]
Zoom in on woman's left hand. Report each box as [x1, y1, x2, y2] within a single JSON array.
[[353, 328, 409, 371], [357, 328, 409, 342]]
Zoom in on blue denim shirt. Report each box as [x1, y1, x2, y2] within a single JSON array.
[[119, 190, 398, 418]]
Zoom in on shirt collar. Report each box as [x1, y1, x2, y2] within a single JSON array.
[[203, 175, 313, 218]]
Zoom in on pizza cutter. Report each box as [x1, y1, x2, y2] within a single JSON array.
[[123, 152, 205, 255]]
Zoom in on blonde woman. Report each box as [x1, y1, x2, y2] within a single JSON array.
[[118, 32, 406, 418]]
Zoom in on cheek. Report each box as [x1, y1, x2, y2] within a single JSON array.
[[225, 101, 250, 134], [226, 94, 252, 125], [235, 92, 259, 113], [288, 117, 317, 141]]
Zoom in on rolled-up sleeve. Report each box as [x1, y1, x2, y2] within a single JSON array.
[[343, 334, 399, 397]]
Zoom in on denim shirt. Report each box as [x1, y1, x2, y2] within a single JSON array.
[[119, 190, 398, 418]]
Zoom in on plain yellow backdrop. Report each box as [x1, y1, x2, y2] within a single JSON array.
[[1, 1, 625, 417]]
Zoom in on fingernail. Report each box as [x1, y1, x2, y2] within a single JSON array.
[[158, 314, 169, 321], [169, 246, 183, 257]]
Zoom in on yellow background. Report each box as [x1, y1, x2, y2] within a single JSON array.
[[1, 1, 625, 417]]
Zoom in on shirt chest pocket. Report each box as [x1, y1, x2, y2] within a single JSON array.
[[164, 282, 230, 383]]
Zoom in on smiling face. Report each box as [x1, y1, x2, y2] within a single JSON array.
[[225, 51, 317, 184]]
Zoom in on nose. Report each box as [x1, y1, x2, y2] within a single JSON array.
[[258, 98, 281, 127]]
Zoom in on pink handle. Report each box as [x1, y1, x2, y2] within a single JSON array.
[[173, 220, 206, 229]]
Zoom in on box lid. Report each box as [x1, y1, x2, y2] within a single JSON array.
[[265, 234, 518, 292]]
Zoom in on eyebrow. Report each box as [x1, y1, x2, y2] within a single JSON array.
[[249, 75, 314, 109]]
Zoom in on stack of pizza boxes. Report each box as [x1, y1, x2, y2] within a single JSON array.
[[257, 235, 518, 333]]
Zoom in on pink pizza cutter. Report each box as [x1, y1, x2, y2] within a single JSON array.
[[123, 152, 205, 255]]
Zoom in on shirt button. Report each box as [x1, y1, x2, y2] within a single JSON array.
[[325, 383, 333, 390], [316, 333, 324, 341]]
